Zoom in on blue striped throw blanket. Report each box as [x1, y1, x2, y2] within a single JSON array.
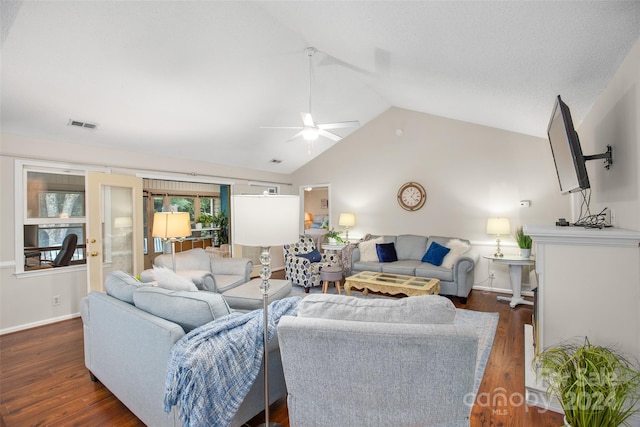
[[164, 296, 301, 427]]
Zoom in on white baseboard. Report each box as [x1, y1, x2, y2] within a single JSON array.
[[0, 313, 81, 335]]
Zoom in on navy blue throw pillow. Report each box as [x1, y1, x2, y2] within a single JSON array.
[[376, 242, 398, 263], [421, 242, 451, 266], [298, 248, 322, 263]]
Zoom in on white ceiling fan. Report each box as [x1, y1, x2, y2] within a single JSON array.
[[261, 47, 360, 143]]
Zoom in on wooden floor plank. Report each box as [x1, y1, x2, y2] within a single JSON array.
[[0, 285, 564, 426]]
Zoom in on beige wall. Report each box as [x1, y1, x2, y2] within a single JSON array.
[[304, 188, 329, 220], [577, 36, 640, 230]]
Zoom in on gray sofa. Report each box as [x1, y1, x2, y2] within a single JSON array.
[[80, 272, 287, 427], [351, 234, 479, 302], [278, 294, 479, 426], [149, 248, 253, 293]]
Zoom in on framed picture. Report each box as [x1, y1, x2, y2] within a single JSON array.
[[321, 199, 328, 209]]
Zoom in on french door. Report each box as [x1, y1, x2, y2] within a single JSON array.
[[86, 172, 143, 292]]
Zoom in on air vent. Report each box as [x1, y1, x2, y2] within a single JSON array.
[[269, 158, 283, 164], [68, 119, 98, 130]]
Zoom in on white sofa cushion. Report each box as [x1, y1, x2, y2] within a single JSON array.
[[297, 294, 456, 324], [133, 287, 231, 332], [358, 237, 384, 262], [151, 266, 198, 291], [441, 238, 471, 269]]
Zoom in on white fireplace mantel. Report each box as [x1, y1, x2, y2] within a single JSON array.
[[523, 224, 640, 415]]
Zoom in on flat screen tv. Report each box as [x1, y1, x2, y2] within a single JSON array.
[[547, 95, 590, 194]]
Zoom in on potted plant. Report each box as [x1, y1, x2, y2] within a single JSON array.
[[212, 211, 228, 246], [325, 228, 344, 245], [196, 213, 214, 228], [515, 226, 532, 258], [534, 337, 640, 427]]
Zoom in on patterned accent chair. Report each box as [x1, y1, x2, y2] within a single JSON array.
[[284, 234, 341, 293]]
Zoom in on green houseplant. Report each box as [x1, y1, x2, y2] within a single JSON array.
[[515, 226, 532, 258], [534, 337, 640, 427], [325, 228, 344, 244], [211, 211, 228, 246], [196, 213, 214, 227]]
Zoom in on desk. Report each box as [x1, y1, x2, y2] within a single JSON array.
[[484, 254, 535, 308]]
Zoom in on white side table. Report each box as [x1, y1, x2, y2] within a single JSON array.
[[321, 244, 346, 253], [484, 254, 535, 308]]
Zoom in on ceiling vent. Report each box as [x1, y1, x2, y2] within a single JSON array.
[[68, 119, 98, 130]]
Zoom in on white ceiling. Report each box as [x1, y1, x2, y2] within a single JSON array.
[[2, 1, 640, 174]]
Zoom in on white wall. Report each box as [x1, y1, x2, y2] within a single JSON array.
[[292, 107, 568, 241], [577, 36, 640, 231], [0, 133, 293, 333]]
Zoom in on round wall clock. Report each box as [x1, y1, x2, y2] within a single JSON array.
[[397, 182, 427, 211]]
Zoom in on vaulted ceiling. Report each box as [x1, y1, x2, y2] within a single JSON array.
[[2, 1, 640, 174]]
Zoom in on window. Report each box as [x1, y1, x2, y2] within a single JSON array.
[[18, 163, 87, 272], [145, 195, 217, 255]]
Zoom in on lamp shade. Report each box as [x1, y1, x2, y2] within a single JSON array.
[[152, 212, 191, 239], [486, 217, 511, 235], [338, 213, 356, 227], [232, 195, 299, 247]]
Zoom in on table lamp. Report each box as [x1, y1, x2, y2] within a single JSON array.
[[486, 217, 511, 258], [338, 213, 355, 244], [232, 193, 299, 427], [304, 212, 313, 229], [152, 212, 191, 271]]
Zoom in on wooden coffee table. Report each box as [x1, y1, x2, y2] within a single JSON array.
[[344, 271, 440, 297]]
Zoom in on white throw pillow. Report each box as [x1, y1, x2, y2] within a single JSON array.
[[358, 237, 384, 262], [152, 266, 198, 291], [440, 239, 471, 269]]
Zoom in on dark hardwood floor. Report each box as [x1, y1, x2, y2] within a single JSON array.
[[0, 283, 563, 427]]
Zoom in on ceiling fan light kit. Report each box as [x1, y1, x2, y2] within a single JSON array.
[[261, 46, 359, 146]]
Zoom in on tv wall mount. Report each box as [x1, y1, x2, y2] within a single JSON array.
[[584, 145, 613, 170]]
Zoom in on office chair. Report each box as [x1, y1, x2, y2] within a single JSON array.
[[50, 234, 78, 267]]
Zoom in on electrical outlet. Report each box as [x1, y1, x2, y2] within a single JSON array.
[[603, 208, 612, 226], [52, 295, 61, 306], [610, 209, 616, 226]]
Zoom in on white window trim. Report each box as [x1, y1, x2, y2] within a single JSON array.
[[14, 159, 108, 276]]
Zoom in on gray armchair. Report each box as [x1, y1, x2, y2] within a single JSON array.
[[151, 248, 252, 293], [278, 294, 479, 426]]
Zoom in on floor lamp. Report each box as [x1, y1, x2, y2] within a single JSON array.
[[232, 194, 299, 427], [338, 212, 355, 244], [152, 212, 191, 271]]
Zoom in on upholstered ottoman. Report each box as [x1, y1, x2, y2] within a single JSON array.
[[222, 278, 292, 312], [320, 265, 343, 294]]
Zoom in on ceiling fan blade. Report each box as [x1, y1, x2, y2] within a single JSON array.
[[301, 112, 315, 127], [260, 126, 303, 130], [318, 129, 343, 142], [286, 130, 305, 142], [317, 120, 360, 130]]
